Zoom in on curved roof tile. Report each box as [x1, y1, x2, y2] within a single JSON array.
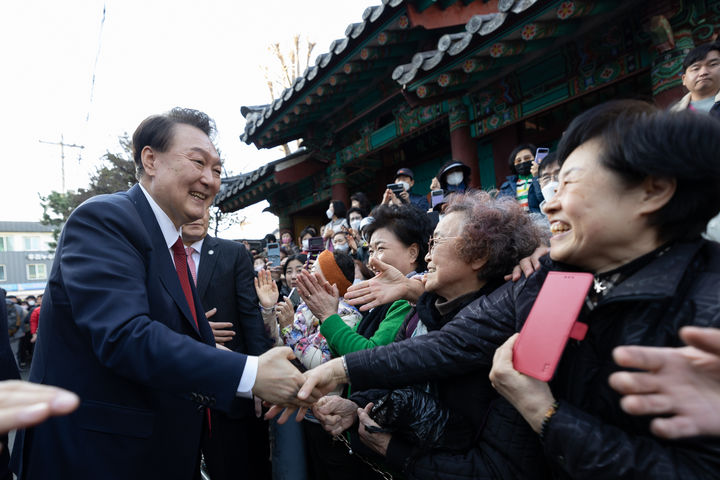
[[392, 63, 412, 81], [438, 33, 469, 52], [240, 0, 496, 143], [394, 0, 540, 86], [422, 50, 445, 70]]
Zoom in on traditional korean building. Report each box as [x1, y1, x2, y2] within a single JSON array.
[[217, 0, 720, 238]]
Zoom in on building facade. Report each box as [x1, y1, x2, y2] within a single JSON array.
[[0, 222, 55, 297], [217, 0, 719, 238]]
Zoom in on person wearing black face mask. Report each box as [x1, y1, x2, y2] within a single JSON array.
[[499, 143, 544, 213]]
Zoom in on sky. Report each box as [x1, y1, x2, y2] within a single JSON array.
[[0, 0, 374, 239]]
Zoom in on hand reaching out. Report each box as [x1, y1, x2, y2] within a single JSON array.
[[253, 347, 322, 408], [345, 257, 422, 310], [0, 381, 79, 437], [609, 326, 720, 439]]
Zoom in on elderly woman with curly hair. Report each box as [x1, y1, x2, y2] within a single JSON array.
[[310, 191, 549, 479]]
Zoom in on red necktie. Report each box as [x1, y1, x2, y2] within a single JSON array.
[[172, 237, 211, 434], [172, 237, 198, 327]]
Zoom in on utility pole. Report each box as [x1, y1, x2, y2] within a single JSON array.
[[39, 134, 85, 192]]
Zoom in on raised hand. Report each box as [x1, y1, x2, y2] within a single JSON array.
[[254, 270, 279, 308], [296, 270, 339, 322]]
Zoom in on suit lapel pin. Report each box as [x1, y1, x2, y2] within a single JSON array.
[[208, 250, 214, 255]]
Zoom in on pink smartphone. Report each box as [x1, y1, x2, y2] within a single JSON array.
[[512, 271, 593, 381]]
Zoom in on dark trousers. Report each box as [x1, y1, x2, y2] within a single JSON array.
[[202, 410, 271, 480]]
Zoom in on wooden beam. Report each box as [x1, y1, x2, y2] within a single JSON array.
[[328, 74, 351, 87], [462, 57, 495, 73], [556, 1, 610, 20], [520, 21, 575, 41], [489, 41, 526, 58], [376, 29, 422, 45], [342, 61, 375, 74], [437, 71, 469, 88], [315, 84, 346, 97], [415, 83, 441, 98], [359, 45, 410, 61]]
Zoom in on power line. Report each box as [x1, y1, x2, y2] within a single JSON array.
[[86, 3, 107, 124], [39, 135, 85, 192]]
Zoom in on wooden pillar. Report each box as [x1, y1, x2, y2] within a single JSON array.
[[278, 213, 292, 232], [330, 165, 350, 207], [448, 100, 481, 188], [650, 19, 694, 109]]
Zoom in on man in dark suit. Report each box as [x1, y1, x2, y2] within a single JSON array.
[[183, 209, 273, 479], [10, 108, 314, 480]]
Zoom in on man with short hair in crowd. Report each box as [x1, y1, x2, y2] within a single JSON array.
[[671, 41, 720, 240], [388, 167, 429, 211], [670, 42, 720, 117]]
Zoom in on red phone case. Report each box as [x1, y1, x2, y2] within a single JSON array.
[[512, 271, 593, 381]]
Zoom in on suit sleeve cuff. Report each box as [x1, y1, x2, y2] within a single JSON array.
[[236, 355, 258, 399]]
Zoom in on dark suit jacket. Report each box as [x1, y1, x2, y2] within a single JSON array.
[[197, 235, 271, 356], [196, 235, 271, 418], [11, 185, 248, 480]]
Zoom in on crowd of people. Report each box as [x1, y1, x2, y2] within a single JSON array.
[[2, 42, 720, 480]]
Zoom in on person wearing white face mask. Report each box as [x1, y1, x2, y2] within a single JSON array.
[[345, 207, 370, 263], [298, 226, 318, 254], [437, 160, 471, 195], [322, 201, 349, 250]]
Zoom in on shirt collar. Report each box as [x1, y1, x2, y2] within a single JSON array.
[[138, 183, 182, 249], [189, 238, 204, 254]]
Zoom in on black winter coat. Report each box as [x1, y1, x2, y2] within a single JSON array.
[[352, 287, 550, 479], [345, 239, 720, 479]]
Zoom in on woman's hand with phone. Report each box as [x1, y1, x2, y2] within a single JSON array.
[[276, 297, 295, 329]]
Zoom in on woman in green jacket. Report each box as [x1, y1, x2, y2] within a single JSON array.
[[301, 203, 432, 357]]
